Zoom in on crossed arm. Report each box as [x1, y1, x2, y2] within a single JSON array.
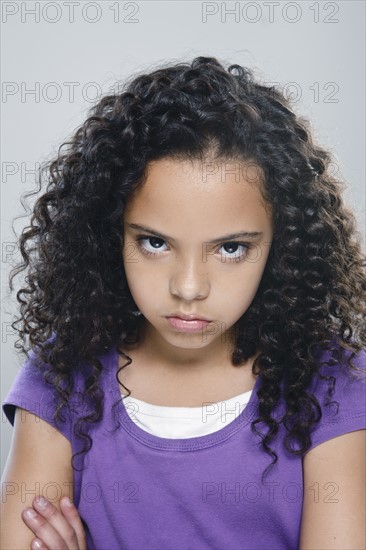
[[1, 408, 365, 549], [0, 408, 86, 549], [300, 428, 366, 549]]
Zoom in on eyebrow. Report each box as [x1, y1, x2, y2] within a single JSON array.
[[126, 223, 263, 244]]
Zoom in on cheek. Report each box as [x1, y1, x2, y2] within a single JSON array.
[[219, 257, 268, 311], [219, 280, 256, 313], [123, 260, 162, 303]]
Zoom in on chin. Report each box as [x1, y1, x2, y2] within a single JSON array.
[[161, 332, 216, 349]]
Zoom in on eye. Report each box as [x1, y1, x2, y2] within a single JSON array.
[[136, 236, 168, 256], [135, 236, 251, 262], [218, 242, 250, 262]]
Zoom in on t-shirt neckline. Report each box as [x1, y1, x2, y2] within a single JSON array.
[[107, 346, 261, 451]]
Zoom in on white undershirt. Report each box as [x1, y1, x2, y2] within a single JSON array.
[[120, 390, 253, 439]]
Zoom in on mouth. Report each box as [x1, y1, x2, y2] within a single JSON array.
[[165, 315, 213, 333], [166, 313, 212, 322]]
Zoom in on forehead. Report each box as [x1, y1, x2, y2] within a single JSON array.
[[125, 158, 273, 228]]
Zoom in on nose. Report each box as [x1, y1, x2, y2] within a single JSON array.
[[169, 254, 210, 301]]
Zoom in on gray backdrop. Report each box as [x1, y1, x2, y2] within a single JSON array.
[[1, 0, 365, 475]]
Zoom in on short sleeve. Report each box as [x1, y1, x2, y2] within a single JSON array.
[[3, 349, 74, 442], [306, 346, 366, 453]]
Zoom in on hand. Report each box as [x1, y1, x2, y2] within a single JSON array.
[[21, 495, 87, 550]]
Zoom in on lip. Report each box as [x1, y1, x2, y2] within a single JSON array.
[[166, 316, 212, 333], [167, 313, 212, 321]]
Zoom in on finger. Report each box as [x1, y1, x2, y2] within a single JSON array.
[[22, 507, 67, 550], [22, 495, 80, 550], [33, 496, 81, 549], [59, 497, 87, 550], [30, 538, 47, 550]]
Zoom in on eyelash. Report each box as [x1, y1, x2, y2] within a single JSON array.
[[135, 236, 251, 262]]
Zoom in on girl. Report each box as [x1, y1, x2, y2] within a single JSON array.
[[1, 56, 365, 550]]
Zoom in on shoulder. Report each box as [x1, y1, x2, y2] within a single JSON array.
[[305, 341, 366, 452], [2, 338, 114, 441]]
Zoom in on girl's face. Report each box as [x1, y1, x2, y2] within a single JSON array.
[[122, 157, 273, 358]]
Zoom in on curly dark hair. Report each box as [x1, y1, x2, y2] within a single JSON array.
[[8, 56, 366, 480]]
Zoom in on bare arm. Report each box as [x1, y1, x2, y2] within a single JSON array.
[[300, 429, 366, 550], [1, 407, 76, 549]]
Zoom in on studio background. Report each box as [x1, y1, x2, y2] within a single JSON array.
[[1, 0, 365, 475]]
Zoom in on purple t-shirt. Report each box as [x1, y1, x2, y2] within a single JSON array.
[[3, 343, 366, 550]]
